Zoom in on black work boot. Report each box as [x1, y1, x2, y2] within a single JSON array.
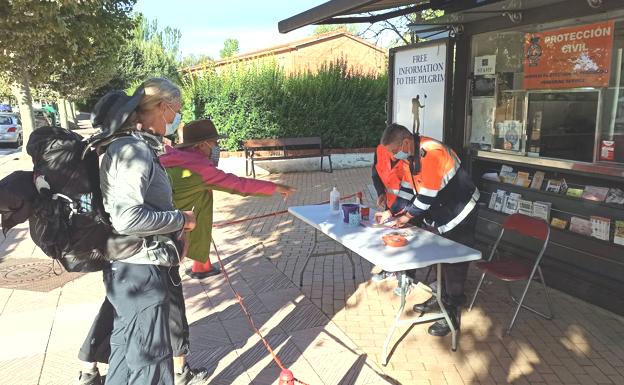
[[75, 368, 102, 385], [428, 306, 461, 337], [175, 363, 210, 385], [413, 296, 439, 314]]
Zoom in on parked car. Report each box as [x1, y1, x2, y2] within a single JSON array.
[[0, 113, 23, 148], [33, 109, 51, 128]]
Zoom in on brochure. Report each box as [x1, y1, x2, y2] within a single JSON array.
[[488, 192, 498, 210], [502, 193, 521, 214], [494, 189, 506, 211], [500, 165, 517, 184], [569, 216, 592, 237], [514, 172, 531, 188], [545, 179, 562, 193], [560, 178, 569, 194], [532, 201, 552, 222], [518, 199, 533, 216], [614, 220, 624, 246], [551, 217, 568, 230], [605, 188, 624, 205], [590, 216, 611, 241], [582, 186, 610, 202], [566, 188, 584, 198], [530, 171, 545, 190]]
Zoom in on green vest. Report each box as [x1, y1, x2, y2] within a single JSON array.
[[166, 167, 213, 263]]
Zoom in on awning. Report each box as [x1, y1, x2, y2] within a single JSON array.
[[278, 0, 567, 34], [278, 0, 507, 33]]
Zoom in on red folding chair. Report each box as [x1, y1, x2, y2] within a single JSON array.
[[468, 213, 554, 335]]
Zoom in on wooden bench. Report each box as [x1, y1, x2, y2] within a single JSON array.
[[243, 137, 332, 178]]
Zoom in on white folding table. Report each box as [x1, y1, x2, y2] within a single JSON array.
[[288, 204, 482, 365]]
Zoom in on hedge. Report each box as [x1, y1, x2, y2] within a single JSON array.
[[181, 59, 387, 151]]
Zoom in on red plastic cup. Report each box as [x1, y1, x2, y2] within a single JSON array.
[[360, 206, 370, 221]]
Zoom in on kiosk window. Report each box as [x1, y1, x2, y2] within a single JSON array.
[[526, 91, 598, 163]]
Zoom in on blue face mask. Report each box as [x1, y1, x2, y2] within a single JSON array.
[[394, 150, 410, 160], [210, 145, 220, 166], [165, 113, 181, 136]]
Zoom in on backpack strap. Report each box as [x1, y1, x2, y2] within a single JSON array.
[[83, 131, 133, 159]]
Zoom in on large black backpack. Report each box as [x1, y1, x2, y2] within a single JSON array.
[[27, 126, 144, 272]]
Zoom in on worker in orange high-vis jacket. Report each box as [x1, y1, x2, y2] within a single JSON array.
[[370, 144, 416, 284], [372, 144, 416, 212], [374, 123, 480, 337]]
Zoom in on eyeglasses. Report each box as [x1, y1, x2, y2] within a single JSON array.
[[167, 102, 182, 114]]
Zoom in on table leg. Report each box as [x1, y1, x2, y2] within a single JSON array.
[[435, 263, 457, 351], [381, 264, 459, 365], [298, 229, 319, 287], [343, 246, 356, 279], [382, 271, 409, 366], [298, 230, 359, 287]]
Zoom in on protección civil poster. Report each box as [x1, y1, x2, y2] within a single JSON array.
[[524, 20, 615, 89]]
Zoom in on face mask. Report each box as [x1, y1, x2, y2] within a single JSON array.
[[394, 150, 410, 160], [165, 113, 181, 136], [210, 145, 221, 166]]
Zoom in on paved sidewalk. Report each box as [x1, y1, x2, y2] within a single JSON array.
[[1, 157, 624, 384]]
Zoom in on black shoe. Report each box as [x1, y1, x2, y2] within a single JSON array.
[[175, 363, 210, 385], [428, 308, 461, 337], [413, 296, 439, 314], [186, 265, 221, 279], [76, 369, 102, 385]]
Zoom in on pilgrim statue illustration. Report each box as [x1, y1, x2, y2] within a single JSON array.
[[411, 94, 427, 133]]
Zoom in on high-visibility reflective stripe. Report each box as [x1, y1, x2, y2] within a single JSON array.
[[440, 163, 459, 189], [387, 188, 415, 201], [418, 186, 438, 197], [397, 190, 415, 200], [400, 181, 413, 189], [414, 199, 430, 210], [436, 188, 480, 233]]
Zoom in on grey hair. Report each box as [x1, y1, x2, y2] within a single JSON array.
[[380, 123, 411, 146], [137, 77, 181, 113]]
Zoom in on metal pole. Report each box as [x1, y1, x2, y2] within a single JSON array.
[[608, 48, 622, 138]]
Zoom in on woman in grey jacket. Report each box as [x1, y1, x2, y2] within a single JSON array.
[[99, 78, 195, 385]]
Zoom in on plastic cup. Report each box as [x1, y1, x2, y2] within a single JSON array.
[[360, 206, 370, 221], [341, 203, 359, 223]]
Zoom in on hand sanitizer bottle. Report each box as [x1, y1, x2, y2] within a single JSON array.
[[330, 186, 340, 214]]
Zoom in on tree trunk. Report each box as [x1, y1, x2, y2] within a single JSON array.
[[65, 99, 76, 128], [11, 74, 35, 156], [58, 98, 69, 129], [70, 101, 77, 125]]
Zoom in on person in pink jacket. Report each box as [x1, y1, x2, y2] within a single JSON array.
[[160, 119, 295, 275], [160, 119, 294, 383]]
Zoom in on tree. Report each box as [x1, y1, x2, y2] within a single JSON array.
[[0, 77, 11, 102], [120, 15, 182, 84], [179, 54, 214, 69], [80, 14, 182, 111], [312, 24, 359, 35], [220, 38, 240, 59], [0, 0, 136, 151], [360, 8, 445, 47]]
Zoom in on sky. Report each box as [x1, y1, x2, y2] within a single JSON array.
[[134, 0, 329, 58]]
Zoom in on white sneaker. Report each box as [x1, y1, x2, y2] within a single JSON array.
[[371, 271, 396, 282]]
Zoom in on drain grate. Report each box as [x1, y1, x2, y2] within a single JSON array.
[[0, 258, 85, 292]]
